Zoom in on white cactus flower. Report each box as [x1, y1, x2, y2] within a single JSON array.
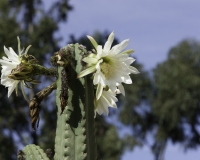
[[0, 46, 21, 97], [0, 37, 31, 101], [78, 32, 139, 100], [94, 89, 118, 117]]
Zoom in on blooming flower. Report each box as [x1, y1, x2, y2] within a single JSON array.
[[0, 37, 31, 101], [94, 89, 118, 117], [0, 46, 21, 97], [78, 32, 139, 100]]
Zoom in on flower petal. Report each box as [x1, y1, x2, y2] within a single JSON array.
[[7, 81, 19, 97], [77, 66, 96, 78], [122, 75, 132, 84], [21, 81, 29, 102], [103, 32, 114, 53], [7, 48, 19, 63], [124, 57, 135, 65], [96, 83, 103, 100], [87, 35, 98, 49], [82, 57, 98, 64], [110, 39, 129, 54], [121, 49, 134, 55], [0, 59, 18, 67], [119, 39, 129, 51], [118, 83, 125, 96], [129, 66, 140, 74], [96, 45, 103, 58]]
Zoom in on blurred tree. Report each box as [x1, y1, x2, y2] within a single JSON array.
[[94, 116, 124, 160], [119, 39, 200, 160], [118, 61, 153, 151], [152, 39, 200, 160]]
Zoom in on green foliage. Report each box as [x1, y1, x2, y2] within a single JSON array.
[[119, 39, 200, 160], [153, 40, 200, 147], [95, 116, 125, 160], [0, 0, 20, 49], [0, 132, 16, 160], [119, 62, 152, 146]]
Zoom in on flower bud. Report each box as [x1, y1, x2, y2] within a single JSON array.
[[8, 63, 34, 81]]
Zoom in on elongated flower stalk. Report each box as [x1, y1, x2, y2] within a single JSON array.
[[0, 32, 138, 160]]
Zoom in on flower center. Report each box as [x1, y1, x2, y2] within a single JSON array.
[[100, 57, 116, 79]]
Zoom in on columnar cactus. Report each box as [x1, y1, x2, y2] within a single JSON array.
[[17, 44, 96, 160], [54, 44, 96, 160]]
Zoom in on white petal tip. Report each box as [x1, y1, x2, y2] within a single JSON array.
[[4, 46, 7, 50], [110, 31, 114, 35], [87, 35, 98, 49]]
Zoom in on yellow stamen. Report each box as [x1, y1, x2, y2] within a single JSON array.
[[100, 57, 116, 79]]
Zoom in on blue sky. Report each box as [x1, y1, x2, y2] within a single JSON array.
[[47, 0, 200, 159], [57, 0, 200, 71]]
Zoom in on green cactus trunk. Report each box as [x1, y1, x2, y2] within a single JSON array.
[[18, 44, 96, 160], [54, 44, 96, 160]]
